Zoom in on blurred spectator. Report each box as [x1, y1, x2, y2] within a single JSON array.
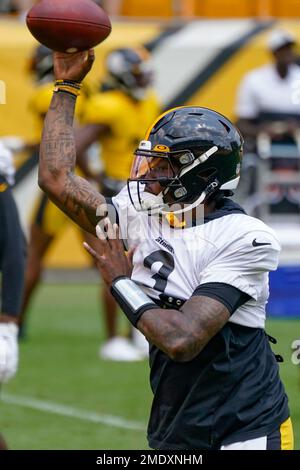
[[235, 29, 300, 215], [236, 29, 300, 146]]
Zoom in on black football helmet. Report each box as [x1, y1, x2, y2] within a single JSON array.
[[28, 45, 54, 83], [105, 47, 153, 100], [128, 106, 243, 214]]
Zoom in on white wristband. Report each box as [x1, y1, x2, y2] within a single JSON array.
[[111, 277, 157, 326]]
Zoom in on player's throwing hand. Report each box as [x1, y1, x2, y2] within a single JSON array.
[[83, 218, 134, 286], [54, 49, 95, 82]]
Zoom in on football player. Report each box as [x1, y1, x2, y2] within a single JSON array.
[[0, 142, 25, 449], [76, 47, 161, 360], [38, 50, 293, 450]]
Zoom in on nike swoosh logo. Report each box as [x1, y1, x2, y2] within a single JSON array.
[[252, 238, 271, 247]]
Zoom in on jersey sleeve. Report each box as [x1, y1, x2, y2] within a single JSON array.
[[81, 93, 121, 127], [193, 282, 251, 315], [235, 73, 260, 120], [200, 230, 281, 301]]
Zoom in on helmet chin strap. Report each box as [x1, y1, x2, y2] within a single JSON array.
[[161, 191, 206, 215], [139, 191, 165, 213], [138, 188, 207, 216]]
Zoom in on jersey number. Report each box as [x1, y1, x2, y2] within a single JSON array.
[[143, 250, 175, 296]]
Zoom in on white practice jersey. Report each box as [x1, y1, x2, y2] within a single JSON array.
[[112, 186, 281, 329]]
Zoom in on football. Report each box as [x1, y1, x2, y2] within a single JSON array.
[[26, 0, 112, 53]]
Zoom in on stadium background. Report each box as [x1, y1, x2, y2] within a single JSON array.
[[0, 0, 299, 450]]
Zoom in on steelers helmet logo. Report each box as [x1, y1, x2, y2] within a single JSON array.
[[153, 144, 170, 152]]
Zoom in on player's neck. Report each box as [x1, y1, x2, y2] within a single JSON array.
[[203, 198, 217, 216], [275, 62, 290, 79]]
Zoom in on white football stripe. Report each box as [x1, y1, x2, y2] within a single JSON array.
[[1, 392, 146, 431]]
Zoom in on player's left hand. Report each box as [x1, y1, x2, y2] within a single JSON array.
[[0, 322, 19, 384], [83, 218, 134, 286]]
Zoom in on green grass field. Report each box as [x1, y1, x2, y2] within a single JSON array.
[[0, 283, 299, 450]]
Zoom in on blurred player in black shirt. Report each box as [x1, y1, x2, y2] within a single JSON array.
[[0, 141, 26, 449]]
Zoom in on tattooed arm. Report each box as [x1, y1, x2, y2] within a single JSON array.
[[137, 297, 229, 362], [84, 220, 230, 363], [38, 50, 106, 235]]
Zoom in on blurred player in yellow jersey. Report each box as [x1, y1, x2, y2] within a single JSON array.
[[76, 47, 161, 360], [19, 45, 96, 334]]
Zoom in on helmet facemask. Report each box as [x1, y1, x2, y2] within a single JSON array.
[[128, 145, 222, 215]]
